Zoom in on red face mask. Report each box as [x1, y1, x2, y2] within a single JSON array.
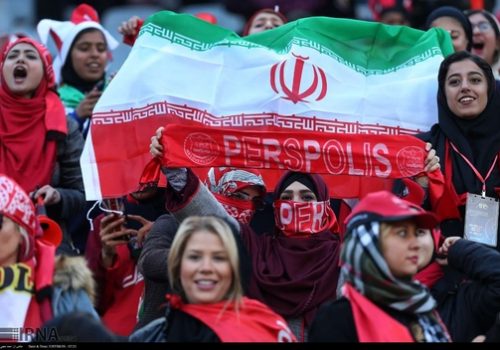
[[213, 193, 256, 224], [274, 200, 338, 237]]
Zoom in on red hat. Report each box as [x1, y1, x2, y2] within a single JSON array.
[[345, 190, 438, 231], [195, 12, 218, 25], [0, 174, 42, 261]]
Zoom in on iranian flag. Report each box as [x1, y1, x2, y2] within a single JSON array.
[[80, 11, 453, 200]]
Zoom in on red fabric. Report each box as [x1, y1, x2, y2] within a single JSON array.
[[414, 229, 445, 289], [274, 199, 338, 237], [70, 4, 100, 24], [0, 174, 39, 237], [343, 283, 414, 342], [23, 260, 44, 330], [414, 262, 444, 289], [242, 172, 341, 331], [100, 245, 144, 336], [400, 177, 425, 205], [213, 193, 256, 224], [0, 38, 67, 193], [345, 190, 438, 229], [24, 248, 55, 329], [85, 215, 144, 336], [368, 0, 413, 20], [337, 200, 352, 240], [33, 240, 55, 324], [206, 166, 266, 195], [123, 19, 144, 47], [161, 121, 431, 180], [170, 296, 297, 342], [470, 0, 484, 9], [195, 12, 217, 24]]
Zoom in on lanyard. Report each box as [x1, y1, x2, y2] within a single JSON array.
[[450, 142, 498, 198]]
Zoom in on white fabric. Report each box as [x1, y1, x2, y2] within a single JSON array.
[[37, 19, 119, 84]]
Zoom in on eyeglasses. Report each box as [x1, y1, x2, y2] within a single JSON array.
[[472, 21, 493, 32]]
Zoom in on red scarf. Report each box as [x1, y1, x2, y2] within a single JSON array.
[[274, 199, 338, 237], [213, 193, 256, 224], [343, 283, 414, 342], [24, 239, 55, 329], [167, 295, 296, 342], [0, 38, 67, 192]]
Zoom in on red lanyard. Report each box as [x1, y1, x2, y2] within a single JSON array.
[[450, 142, 498, 198]]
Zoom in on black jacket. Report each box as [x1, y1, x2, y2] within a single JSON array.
[[433, 239, 500, 341]]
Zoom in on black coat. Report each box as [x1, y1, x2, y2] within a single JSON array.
[[308, 298, 421, 342], [433, 239, 500, 341]]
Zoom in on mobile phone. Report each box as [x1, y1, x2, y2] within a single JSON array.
[[101, 198, 129, 239], [102, 197, 125, 214]]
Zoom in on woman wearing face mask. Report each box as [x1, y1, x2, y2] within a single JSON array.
[[148, 130, 341, 342], [134, 165, 265, 329], [465, 9, 500, 80], [0, 37, 86, 255], [418, 51, 500, 251], [37, 4, 119, 138], [309, 191, 450, 342], [130, 215, 295, 342]]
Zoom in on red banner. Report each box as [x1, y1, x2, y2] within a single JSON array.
[[148, 119, 430, 197], [162, 120, 426, 175]]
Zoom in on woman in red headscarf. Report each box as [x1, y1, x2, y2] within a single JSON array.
[[0, 37, 86, 255]]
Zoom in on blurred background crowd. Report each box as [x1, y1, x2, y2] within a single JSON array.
[[2, 0, 500, 73]]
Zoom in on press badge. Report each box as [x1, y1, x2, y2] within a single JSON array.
[[464, 193, 499, 247]]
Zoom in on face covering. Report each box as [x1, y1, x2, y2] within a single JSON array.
[[274, 199, 338, 237], [214, 193, 256, 224]]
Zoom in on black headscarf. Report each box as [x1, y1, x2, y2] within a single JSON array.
[[425, 6, 473, 52], [420, 51, 500, 197]]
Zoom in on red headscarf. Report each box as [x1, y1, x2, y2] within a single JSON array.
[[0, 37, 67, 193]]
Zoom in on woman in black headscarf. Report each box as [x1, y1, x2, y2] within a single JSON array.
[[418, 51, 500, 250], [425, 6, 473, 52]]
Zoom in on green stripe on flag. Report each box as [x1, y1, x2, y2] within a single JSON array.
[[140, 11, 453, 75]]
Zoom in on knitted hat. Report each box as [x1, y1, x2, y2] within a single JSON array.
[[36, 3, 119, 84], [0, 174, 42, 260]]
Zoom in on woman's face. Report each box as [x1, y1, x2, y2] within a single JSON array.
[[445, 59, 488, 119], [70, 30, 107, 82], [180, 230, 232, 304], [279, 181, 317, 202], [2, 42, 44, 98], [247, 13, 285, 35], [0, 216, 22, 267], [469, 13, 498, 65], [416, 229, 435, 270], [431, 17, 468, 52], [380, 220, 423, 279]]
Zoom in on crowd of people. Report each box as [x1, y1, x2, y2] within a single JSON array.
[[1, 0, 500, 343]]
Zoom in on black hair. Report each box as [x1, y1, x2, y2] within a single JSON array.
[[438, 50, 495, 103], [425, 6, 473, 52]]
